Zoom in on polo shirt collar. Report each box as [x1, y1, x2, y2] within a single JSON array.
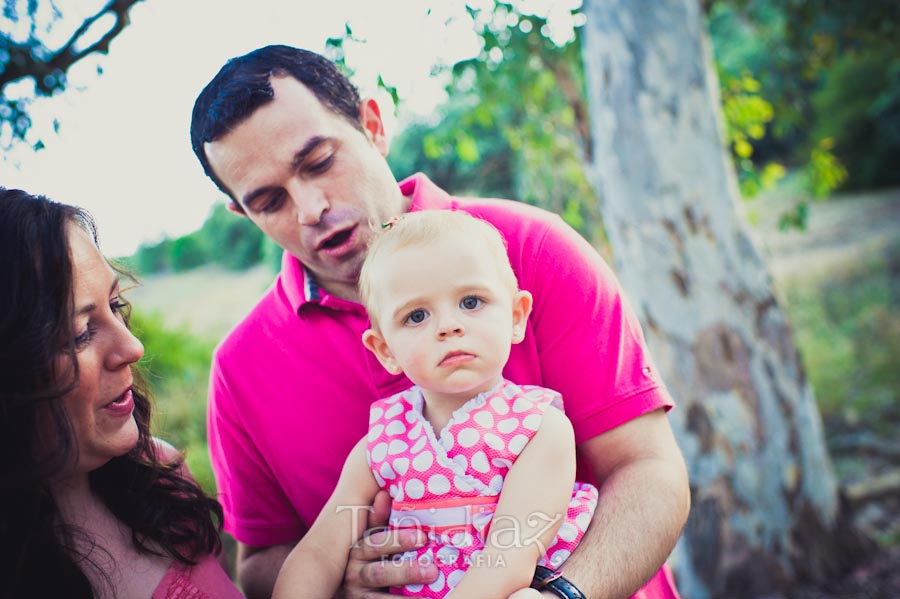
[[284, 172, 456, 315]]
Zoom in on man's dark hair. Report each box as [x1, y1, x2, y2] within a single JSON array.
[[190, 44, 363, 198]]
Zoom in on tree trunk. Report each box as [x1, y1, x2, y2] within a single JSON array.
[[579, 1, 868, 597]]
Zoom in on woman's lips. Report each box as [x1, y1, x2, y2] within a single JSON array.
[[103, 388, 134, 416]]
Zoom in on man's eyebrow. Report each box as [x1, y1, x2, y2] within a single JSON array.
[[75, 276, 120, 316], [240, 136, 332, 208]]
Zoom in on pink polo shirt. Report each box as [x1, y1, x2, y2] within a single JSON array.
[[208, 173, 677, 596]]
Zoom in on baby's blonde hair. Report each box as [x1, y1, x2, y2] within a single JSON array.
[[359, 210, 517, 327]]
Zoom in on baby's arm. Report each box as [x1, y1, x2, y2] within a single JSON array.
[[273, 437, 379, 599], [448, 407, 576, 598]]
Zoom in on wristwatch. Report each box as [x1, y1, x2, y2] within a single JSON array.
[[531, 565, 587, 599]]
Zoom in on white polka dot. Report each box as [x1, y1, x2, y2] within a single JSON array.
[[522, 413, 542, 431], [490, 396, 509, 414], [447, 569, 465, 589], [393, 457, 409, 475], [368, 423, 384, 441], [380, 462, 396, 480], [384, 403, 404, 419], [373, 471, 385, 487], [407, 422, 423, 440], [488, 475, 503, 493], [390, 483, 404, 501], [473, 410, 494, 429], [405, 478, 425, 499], [410, 435, 427, 454], [451, 532, 474, 547], [405, 409, 417, 423], [405, 583, 424, 593], [428, 571, 446, 593], [491, 457, 513, 470], [369, 407, 384, 424], [371, 442, 388, 462], [412, 451, 434, 471], [471, 451, 490, 473], [428, 474, 451, 495], [497, 417, 519, 434], [453, 475, 475, 493], [508, 434, 529, 455], [557, 522, 578, 542], [452, 454, 467, 471], [549, 549, 571, 567], [454, 411, 470, 424], [436, 545, 460, 566], [512, 397, 532, 413], [385, 420, 406, 435], [576, 512, 592, 531], [457, 427, 480, 448], [484, 433, 504, 451], [441, 432, 454, 451], [388, 439, 408, 455]]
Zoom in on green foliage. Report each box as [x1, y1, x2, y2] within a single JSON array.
[[388, 1, 605, 247], [128, 309, 217, 494], [708, 0, 900, 196], [784, 242, 900, 437], [128, 203, 265, 275]]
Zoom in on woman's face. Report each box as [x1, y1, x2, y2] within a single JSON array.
[[58, 225, 145, 475]]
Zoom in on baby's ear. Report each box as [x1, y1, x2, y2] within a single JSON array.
[[511, 290, 533, 344], [362, 329, 403, 374]]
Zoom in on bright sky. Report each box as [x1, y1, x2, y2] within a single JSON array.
[[0, 0, 494, 256]]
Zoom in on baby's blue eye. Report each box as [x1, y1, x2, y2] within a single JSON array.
[[406, 309, 428, 324], [460, 296, 483, 310]]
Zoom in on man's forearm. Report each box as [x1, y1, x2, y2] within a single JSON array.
[[238, 542, 295, 599], [559, 455, 690, 599]]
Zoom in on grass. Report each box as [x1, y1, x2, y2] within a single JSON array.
[[129, 309, 218, 495], [782, 240, 900, 438]]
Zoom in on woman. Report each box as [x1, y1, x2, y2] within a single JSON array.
[[0, 188, 244, 598]]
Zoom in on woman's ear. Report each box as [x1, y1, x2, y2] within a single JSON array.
[[362, 328, 402, 374], [510, 290, 533, 344]]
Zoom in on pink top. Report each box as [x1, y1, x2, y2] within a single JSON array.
[[368, 380, 598, 598], [208, 173, 677, 597], [151, 554, 244, 599]]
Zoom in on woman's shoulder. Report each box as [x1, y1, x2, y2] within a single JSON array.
[[151, 437, 183, 463]]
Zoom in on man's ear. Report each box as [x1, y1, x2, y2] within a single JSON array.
[[510, 290, 533, 344], [358, 98, 389, 157], [362, 328, 402, 374], [225, 200, 246, 216]]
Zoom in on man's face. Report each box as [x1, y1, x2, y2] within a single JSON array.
[[204, 76, 407, 302]]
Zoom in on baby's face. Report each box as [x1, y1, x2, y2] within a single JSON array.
[[365, 235, 529, 404]]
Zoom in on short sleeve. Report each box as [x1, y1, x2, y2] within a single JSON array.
[[207, 351, 306, 546]]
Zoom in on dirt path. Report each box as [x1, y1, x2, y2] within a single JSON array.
[[748, 187, 900, 284]]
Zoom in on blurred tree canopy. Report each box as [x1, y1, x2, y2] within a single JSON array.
[[0, 0, 142, 148]]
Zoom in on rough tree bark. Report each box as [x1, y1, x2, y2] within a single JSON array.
[[579, 1, 869, 597]]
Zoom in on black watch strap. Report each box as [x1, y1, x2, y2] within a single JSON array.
[[531, 565, 587, 599]]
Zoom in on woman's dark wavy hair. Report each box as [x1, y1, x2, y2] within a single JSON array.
[[0, 188, 223, 599], [190, 44, 363, 199]]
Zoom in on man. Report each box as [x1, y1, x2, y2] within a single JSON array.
[[190, 45, 690, 599]]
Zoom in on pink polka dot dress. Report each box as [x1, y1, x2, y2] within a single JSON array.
[[366, 379, 598, 598]]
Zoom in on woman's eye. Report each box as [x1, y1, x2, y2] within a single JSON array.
[[406, 309, 428, 325], [110, 299, 128, 319], [460, 296, 483, 310], [74, 327, 94, 349]]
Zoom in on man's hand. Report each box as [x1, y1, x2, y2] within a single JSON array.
[[340, 491, 438, 599]]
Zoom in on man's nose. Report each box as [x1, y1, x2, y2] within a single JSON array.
[[287, 180, 329, 226]]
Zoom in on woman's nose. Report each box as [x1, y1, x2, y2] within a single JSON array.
[[107, 321, 145, 370]]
